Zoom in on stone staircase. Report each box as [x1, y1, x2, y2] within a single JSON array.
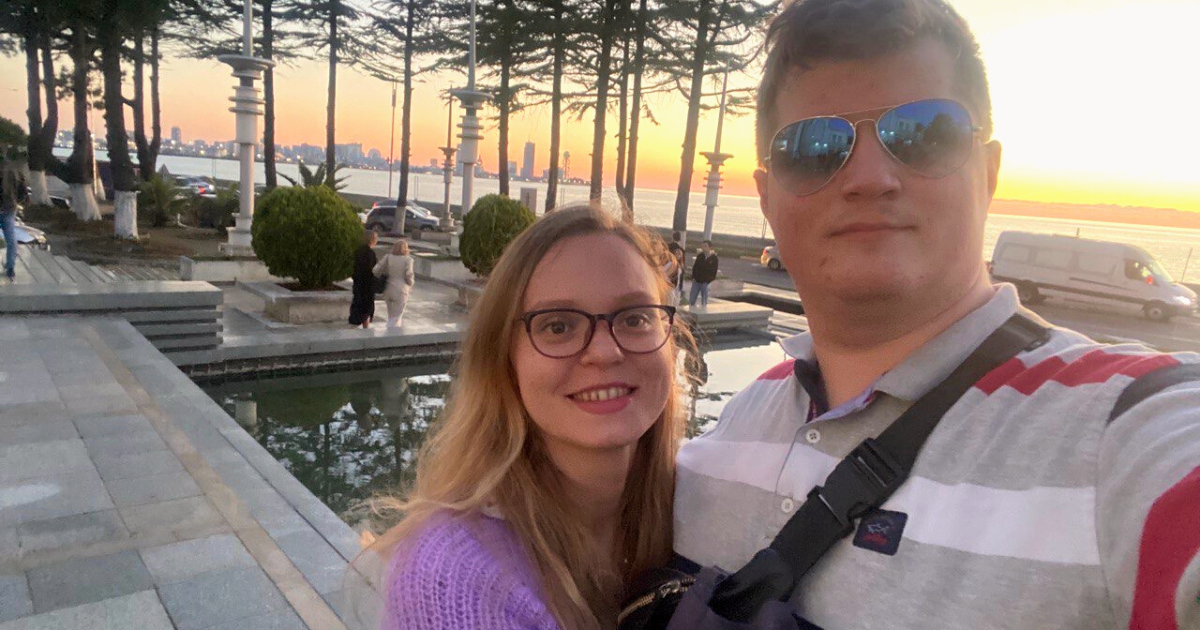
[[10, 246, 118, 284]]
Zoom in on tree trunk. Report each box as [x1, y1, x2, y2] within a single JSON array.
[[671, 0, 713, 246], [100, 24, 138, 238], [133, 30, 152, 181], [544, 0, 564, 213], [39, 32, 61, 182], [589, 0, 618, 201], [614, 0, 631, 201], [67, 23, 100, 222], [149, 26, 161, 176], [324, 0, 339, 181], [393, 0, 415, 235], [263, 0, 278, 189], [23, 28, 51, 206], [624, 0, 648, 208], [497, 57, 510, 197]]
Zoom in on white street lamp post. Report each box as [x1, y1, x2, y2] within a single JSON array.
[[700, 68, 733, 242], [451, 0, 489, 224], [439, 96, 457, 228], [218, 0, 274, 256]]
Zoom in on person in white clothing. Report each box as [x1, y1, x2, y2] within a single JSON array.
[[374, 239, 416, 328]]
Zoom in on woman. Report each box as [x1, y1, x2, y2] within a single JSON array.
[[372, 204, 692, 629], [373, 239, 415, 329], [348, 230, 379, 328]]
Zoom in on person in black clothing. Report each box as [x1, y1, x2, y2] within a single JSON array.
[[349, 230, 379, 328], [689, 240, 719, 307]]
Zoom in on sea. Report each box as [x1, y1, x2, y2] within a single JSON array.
[[97, 152, 1200, 282]]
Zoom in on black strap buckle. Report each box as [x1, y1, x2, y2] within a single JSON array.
[[808, 438, 903, 529]]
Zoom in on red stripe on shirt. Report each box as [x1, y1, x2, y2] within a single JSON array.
[[757, 359, 796, 381], [1129, 465, 1200, 630], [975, 351, 1180, 396]]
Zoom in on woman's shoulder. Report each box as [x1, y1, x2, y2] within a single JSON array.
[[384, 511, 559, 629]]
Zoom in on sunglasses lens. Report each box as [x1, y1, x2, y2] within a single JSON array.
[[769, 117, 855, 195], [877, 99, 975, 177]]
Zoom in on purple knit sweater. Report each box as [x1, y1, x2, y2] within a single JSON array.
[[383, 511, 562, 630]]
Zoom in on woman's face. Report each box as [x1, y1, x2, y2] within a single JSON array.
[[511, 233, 674, 460]]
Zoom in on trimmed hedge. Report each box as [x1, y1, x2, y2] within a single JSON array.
[[251, 186, 362, 289], [459, 194, 536, 276]]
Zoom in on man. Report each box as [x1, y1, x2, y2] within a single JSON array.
[[689, 240, 719, 308], [673, 1, 1200, 629]]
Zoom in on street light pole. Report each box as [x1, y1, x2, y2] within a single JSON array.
[[217, 0, 274, 256], [700, 67, 732, 242], [439, 95, 457, 228], [451, 0, 489, 223], [387, 81, 397, 193]]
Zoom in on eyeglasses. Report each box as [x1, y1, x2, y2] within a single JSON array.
[[517, 305, 676, 359], [764, 98, 982, 196]]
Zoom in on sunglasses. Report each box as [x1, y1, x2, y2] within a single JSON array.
[[764, 98, 982, 196]]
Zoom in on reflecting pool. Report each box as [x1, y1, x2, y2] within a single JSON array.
[[200, 333, 788, 525]]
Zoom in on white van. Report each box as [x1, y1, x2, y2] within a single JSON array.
[[990, 231, 1197, 321]]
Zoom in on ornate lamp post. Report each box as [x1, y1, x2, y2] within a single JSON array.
[[451, 0, 489, 222], [218, 0, 274, 256], [700, 68, 732, 242]]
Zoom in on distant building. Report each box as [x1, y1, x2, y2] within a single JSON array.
[[335, 143, 364, 163], [508, 161, 518, 176], [170, 126, 181, 144], [542, 167, 564, 181], [368, 148, 382, 161], [430, 158, 439, 168], [521, 142, 535, 179]]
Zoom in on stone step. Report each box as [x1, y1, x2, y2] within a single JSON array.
[[31, 248, 78, 284], [67, 258, 110, 284], [20, 248, 62, 284]]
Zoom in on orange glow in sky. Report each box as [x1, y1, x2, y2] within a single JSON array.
[[0, 0, 1196, 212]]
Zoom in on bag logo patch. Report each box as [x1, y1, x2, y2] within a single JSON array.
[[852, 509, 907, 556]]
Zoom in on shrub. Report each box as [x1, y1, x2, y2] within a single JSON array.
[[459, 194, 536, 276], [193, 185, 239, 233], [251, 186, 362, 289], [138, 175, 187, 227]]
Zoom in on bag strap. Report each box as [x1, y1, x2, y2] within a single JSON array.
[[710, 313, 1050, 623], [766, 313, 1048, 580], [1108, 362, 1200, 424]]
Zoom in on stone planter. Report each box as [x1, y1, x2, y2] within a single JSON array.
[[412, 252, 474, 285], [239, 281, 352, 324], [453, 280, 486, 310], [180, 256, 291, 283]]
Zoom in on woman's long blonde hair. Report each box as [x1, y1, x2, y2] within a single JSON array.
[[368, 204, 692, 629]]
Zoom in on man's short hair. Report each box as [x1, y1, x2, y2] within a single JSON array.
[[756, 0, 992, 164], [703, 240, 713, 246], [672, 231, 682, 241]]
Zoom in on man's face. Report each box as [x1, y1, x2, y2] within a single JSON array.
[[755, 39, 1001, 309]]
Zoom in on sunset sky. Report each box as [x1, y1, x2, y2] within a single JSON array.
[[0, 0, 1196, 212]]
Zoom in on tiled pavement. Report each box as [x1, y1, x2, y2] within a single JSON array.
[[0, 317, 383, 629]]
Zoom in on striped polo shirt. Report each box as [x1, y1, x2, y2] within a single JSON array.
[[674, 284, 1200, 630]]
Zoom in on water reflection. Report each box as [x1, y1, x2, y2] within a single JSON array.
[[203, 335, 786, 526]]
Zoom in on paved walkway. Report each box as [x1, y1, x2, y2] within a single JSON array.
[[0, 317, 382, 629]]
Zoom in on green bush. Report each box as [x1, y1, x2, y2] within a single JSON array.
[[459, 194, 536, 276], [193, 185, 239, 233], [251, 186, 362, 289], [138, 175, 187, 227]]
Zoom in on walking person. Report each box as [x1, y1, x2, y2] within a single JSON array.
[[348, 230, 379, 328], [374, 238, 415, 329], [0, 155, 19, 283], [688, 240, 719, 308]]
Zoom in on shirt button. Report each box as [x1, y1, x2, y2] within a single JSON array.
[[805, 428, 821, 444], [781, 498, 796, 513]]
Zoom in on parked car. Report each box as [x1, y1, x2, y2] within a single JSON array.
[[990, 230, 1196, 322], [761, 244, 784, 270], [364, 203, 440, 234], [173, 176, 216, 196]]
